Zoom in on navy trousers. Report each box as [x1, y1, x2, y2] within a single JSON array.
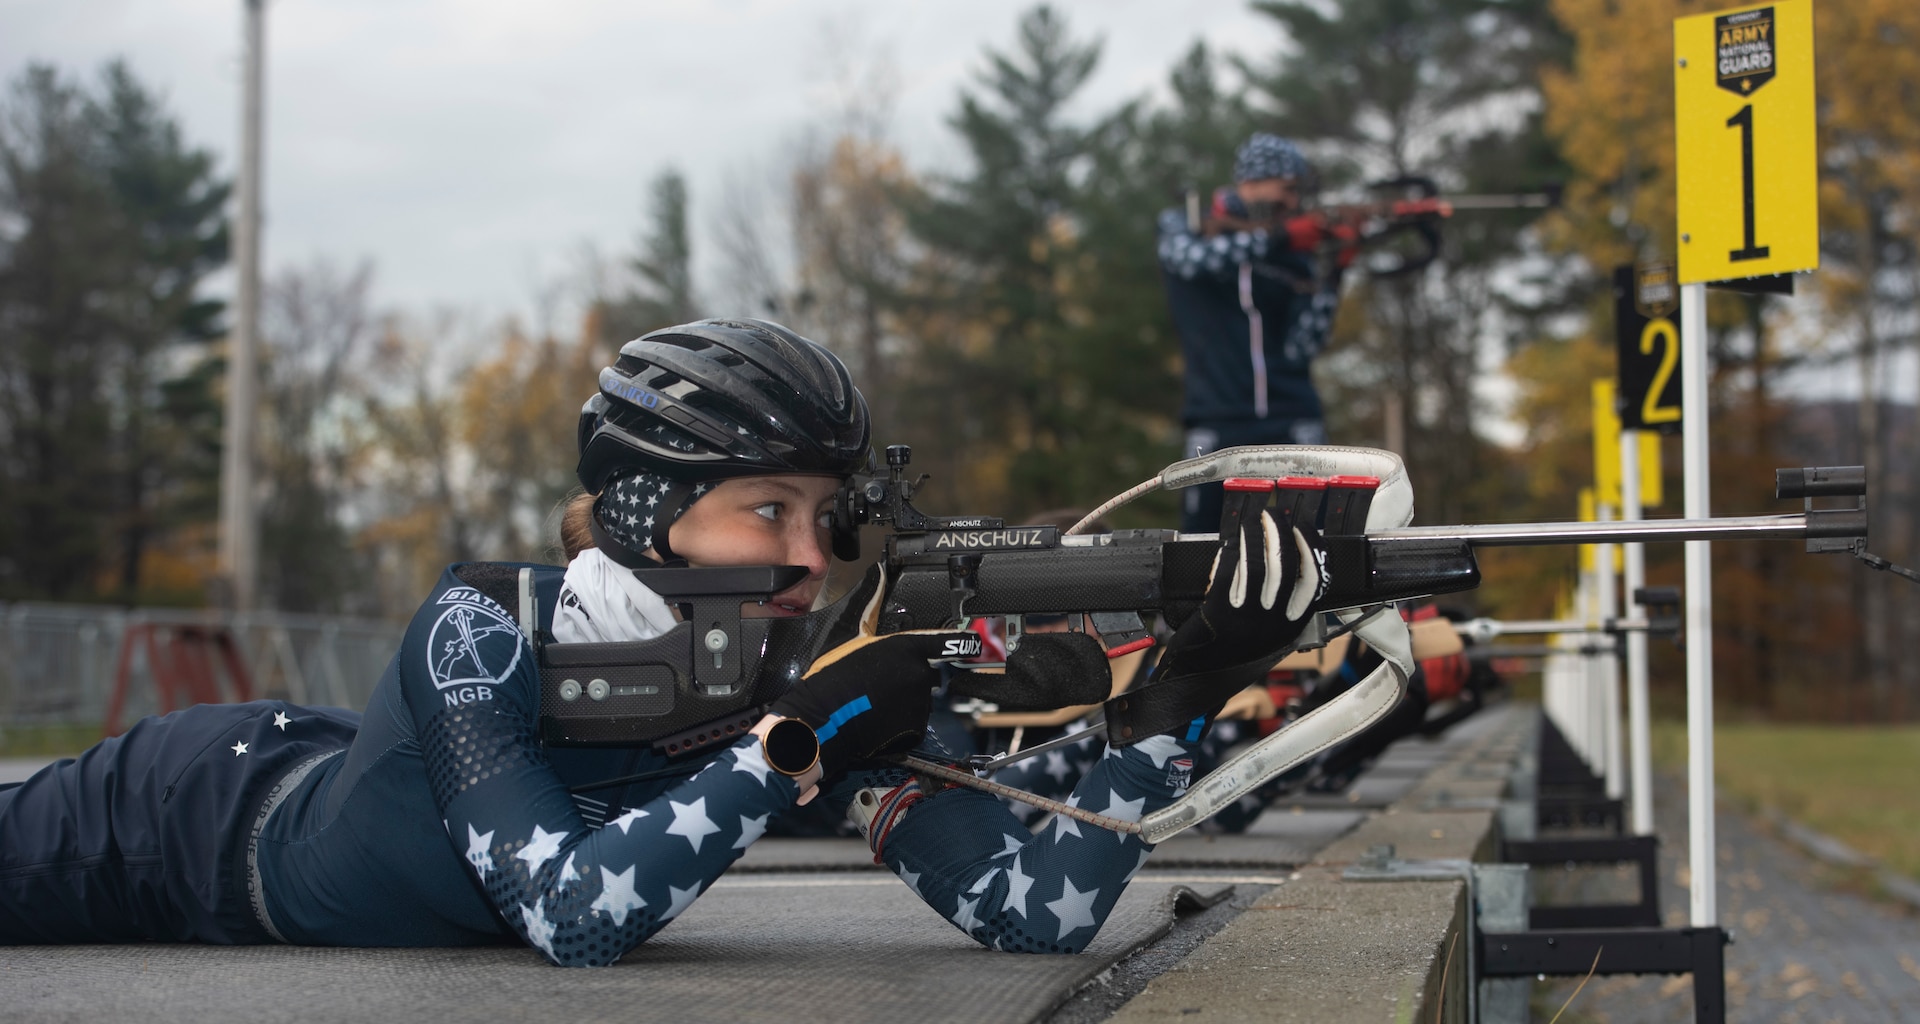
[[0, 701, 359, 944]]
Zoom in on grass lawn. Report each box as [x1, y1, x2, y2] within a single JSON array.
[[0, 722, 102, 759], [1652, 720, 1920, 881]]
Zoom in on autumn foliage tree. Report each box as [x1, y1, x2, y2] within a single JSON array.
[[1533, 0, 1920, 719]]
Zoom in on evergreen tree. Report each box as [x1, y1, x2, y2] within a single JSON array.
[[93, 61, 232, 600], [596, 168, 699, 344], [1062, 42, 1255, 523], [0, 67, 121, 600], [0, 61, 228, 602], [892, 5, 1145, 518], [1242, 0, 1572, 529]]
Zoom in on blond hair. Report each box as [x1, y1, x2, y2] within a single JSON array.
[[560, 490, 597, 562]]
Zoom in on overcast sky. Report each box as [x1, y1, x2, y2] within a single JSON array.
[[9, 0, 1904, 410], [3, 0, 1279, 326]]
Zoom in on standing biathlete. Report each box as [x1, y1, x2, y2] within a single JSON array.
[[0, 318, 1328, 964], [1158, 133, 1358, 534]]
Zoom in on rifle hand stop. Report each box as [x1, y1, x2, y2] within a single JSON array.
[[1776, 465, 1919, 584]]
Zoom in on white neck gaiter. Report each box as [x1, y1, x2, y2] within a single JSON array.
[[553, 548, 680, 643]]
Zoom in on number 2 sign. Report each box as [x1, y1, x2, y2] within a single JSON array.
[[1674, 0, 1818, 284], [1615, 265, 1684, 431]]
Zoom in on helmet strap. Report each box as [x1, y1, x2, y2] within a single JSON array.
[[585, 515, 689, 571], [587, 512, 655, 570]]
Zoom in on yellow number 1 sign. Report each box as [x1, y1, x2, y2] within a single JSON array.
[[1674, 0, 1818, 284]]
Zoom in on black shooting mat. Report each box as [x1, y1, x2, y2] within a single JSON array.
[[0, 877, 1233, 1024]]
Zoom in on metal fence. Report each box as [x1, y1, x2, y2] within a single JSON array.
[[0, 602, 406, 730]]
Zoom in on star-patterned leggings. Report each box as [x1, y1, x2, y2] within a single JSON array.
[[871, 731, 1199, 953], [987, 719, 1270, 835]]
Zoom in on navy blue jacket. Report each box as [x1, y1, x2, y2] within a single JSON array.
[[0, 563, 1222, 962], [1156, 209, 1343, 425], [254, 563, 800, 964]]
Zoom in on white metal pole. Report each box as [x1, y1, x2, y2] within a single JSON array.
[[1621, 429, 1655, 836], [1582, 562, 1602, 772], [1681, 281, 1716, 927], [1584, 562, 1600, 770], [1596, 506, 1624, 800], [218, 0, 266, 612], [1549, 576, 1568, 748]]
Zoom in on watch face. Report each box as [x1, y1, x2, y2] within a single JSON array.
[[763, 718, 819, 776]]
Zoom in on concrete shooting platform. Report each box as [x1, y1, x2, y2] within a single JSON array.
[[0, 705, 1532, 1023]]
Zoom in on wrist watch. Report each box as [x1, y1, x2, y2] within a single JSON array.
[[761, 717, 821, 777]]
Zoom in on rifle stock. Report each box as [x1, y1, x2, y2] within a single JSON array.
[[530, 442, 1883, 841], [538, 443, 1476, 750]]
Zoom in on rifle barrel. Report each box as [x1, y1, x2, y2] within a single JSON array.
[[1372, 513, 1812, 547], [1441, 194, 1557, 210], [1456, 618, 1653, 637], [1469, 644, 1613, 659]]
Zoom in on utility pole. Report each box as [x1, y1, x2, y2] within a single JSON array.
[[219, 0, 265, 612]]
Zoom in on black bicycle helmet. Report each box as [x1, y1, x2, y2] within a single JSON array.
[[577, 318, 872, 494]]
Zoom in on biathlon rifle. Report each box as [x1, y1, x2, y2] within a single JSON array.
[[535, 443, 1464, 749], [530, 446, 1896, 841], [1189, 176, 1563, 277]]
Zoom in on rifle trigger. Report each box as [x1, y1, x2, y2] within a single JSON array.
[[1089, 610, 1151, 655]]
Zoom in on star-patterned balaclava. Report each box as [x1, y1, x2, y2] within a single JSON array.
[[1233, 133, 1311, 184], [592, 470, 714, 564]]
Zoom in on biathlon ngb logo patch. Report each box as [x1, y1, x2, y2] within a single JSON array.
[[427, 587, 522, 694], [1716, 7, 1776, 96]]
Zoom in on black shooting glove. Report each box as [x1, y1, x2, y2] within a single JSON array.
[[772, 568, 976, 781], [1105, 483, 1329, 745], [1160, 484, 1328, 681], [946, 631, 1113, 711]]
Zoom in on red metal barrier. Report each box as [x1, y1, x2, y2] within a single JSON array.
[[103, 624, 257, 736]]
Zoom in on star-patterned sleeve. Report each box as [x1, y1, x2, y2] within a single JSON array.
[[1156, 208, 1272, 282], [404, 582, 797, 967]]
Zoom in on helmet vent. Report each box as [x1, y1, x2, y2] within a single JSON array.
[[580, 317, 871, 494]]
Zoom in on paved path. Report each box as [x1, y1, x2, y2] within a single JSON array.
[[1538, 773, 1920, 1023], [0, 758, 54, 784]]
